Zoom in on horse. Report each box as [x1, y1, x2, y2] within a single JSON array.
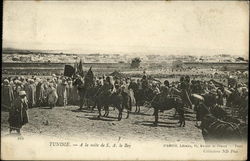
[[226, 88, 248, 121], [72, 76, 86, 110], [96, 84, 132, 121], [196, 103, 243, 143], [133, 86, 155, 113], [84, 85, 100, 111], [226, 88, 242, 108], [168, 86, 193, 118], [150, 93, 186, 127], [72, 67, 96, 111]]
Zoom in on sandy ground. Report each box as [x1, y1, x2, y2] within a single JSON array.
[[1, 105, 204, 143]]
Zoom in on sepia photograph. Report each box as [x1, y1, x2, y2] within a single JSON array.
[[1, 1, 249, 160]]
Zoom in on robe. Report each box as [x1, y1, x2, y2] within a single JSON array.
[[8, 96, 29, 131], [57, 83, 68, 106], [36, 82, 44, 107], [27, 83, 36, 108], [48, 87, 58, 107], [1, 84, 14, 110]]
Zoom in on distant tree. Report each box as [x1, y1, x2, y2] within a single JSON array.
[[236, 57, 245, 61], [130, 57, 141, 68]]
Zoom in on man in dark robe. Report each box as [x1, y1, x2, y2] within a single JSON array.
[[8, 90, 29, 134], [36, 81, 44, 107], [2, 79, 14, 111]]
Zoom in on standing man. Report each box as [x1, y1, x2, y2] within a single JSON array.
[[8, 91, 29, 134], [2, 79, 14, 111], [27, 79, 36, 108], [57, 78, 68, 106], [47, 83, 58, 109]]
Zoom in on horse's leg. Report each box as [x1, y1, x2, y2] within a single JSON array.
[[106, 106, 109, 117], [90, 102, 95, 112], [136, 104, 139, 113], [103, 105, 109, 117], [97, 104, 101, 118], [182, 113, 186, 127], [126, 109, 130, 119], [154, 108, 159, 126], [118, 106, 122, 121], [181, 109, 185, 127], [86, 99, 90, 110], [177, 107, 185, 127], [79, 97, 84, 110], [126, 98, 131, 119], [103, 106, 107, 117]]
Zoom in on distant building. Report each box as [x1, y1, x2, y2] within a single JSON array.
[[172, 60, 183, 69], [20, 56, 32, 62]]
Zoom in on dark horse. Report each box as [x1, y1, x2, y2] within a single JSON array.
[[133, 87, 155, 113], [150, 94, 186, 127], [196, 103, 243, 143], [73, 67, 96, 110], [72, 76, 85, 110], [96, 87, 132, 121], [227, 88, 248, 122]]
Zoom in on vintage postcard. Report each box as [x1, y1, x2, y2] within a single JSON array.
[[1, 1, 248, 160]]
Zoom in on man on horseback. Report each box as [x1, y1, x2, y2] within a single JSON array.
[[96, 76, 114, 97]]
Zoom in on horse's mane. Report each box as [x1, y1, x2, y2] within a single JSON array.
[[84, 68, 95, 87]]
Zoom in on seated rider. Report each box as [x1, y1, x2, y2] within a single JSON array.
[[152, 83, 160, 95], [161, 80, 170, 96], [141, 75, 148, 89], [96, 76, 113, 96]]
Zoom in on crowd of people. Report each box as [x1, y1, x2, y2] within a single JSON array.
[[1, 71, 248, 134], [1, 75, 83, 110]]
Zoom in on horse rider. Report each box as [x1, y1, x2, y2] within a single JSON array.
[[96, 76, 114, 97], [152, 82, 160, 95]]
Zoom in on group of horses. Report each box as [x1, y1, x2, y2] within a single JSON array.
[[72, 70, 248, 143]]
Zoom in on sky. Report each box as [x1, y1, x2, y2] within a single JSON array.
[[3, 1, 249, 57]]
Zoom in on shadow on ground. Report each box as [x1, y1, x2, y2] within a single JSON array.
[[133, 120, 178, 128]]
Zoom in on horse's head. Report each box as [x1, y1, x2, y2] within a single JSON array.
[[84, 67, 95, 88]]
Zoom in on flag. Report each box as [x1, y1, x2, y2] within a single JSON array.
[[74, 62, 78, 73], [78, 60, 84, 77], [64, 65, 75, 77]]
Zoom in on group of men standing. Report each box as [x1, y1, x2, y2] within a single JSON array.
[[2, 71, 248, 134], [1, 75, 81, 134]]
